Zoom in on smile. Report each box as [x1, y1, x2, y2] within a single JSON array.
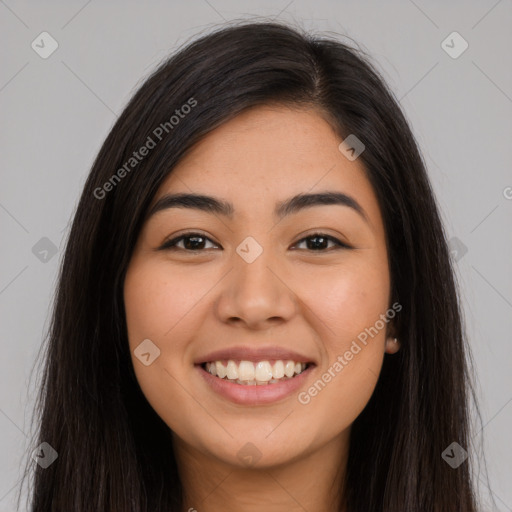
[[203, 359, 311, 385], [196, 361, 316, 405]]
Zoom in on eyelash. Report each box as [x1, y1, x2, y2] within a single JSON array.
[[159, 231, 352, 252]]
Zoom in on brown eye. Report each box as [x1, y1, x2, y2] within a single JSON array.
[[159, 233, 219, 251], [293, 233, 351, 251]]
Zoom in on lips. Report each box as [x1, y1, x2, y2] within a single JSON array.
[[194, 345, 317, 405], [196, 363, 316, 405]]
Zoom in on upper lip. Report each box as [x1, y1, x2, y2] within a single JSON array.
[[194, 346, 316, 365]]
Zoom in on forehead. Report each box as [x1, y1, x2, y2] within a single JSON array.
[[152, 105, 382, 226], [168, 105, 346, 183]]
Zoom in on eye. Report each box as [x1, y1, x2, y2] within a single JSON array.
[[292, 233, 351, 251], [159, 232, 219, 251]]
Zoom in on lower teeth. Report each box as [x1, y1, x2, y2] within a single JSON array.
[[217, 375, 295, 386]]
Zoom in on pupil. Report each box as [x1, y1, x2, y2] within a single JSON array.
[[308, 236, 327, 250], [185, 236, 204, 250]]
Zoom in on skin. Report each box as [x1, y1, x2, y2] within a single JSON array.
[[123, 104, 400, 512]]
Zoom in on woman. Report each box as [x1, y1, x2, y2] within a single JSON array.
[[22, 20, 484, 511]]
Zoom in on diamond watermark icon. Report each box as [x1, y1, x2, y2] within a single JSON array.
[[338, 134, 365, 161], [134, 338, 161, 366], [442, 442, 468, 468], [448, 236, 468, 263], [32, 237, 58, 263], [237, 442, 262, 467], [441, 32, 468, 59], [31, 32, 59, 59], [32, 442, 58, 469], [236, 236, 263, 264]]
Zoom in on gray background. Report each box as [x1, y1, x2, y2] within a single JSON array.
[[1, 0, 511, 510]]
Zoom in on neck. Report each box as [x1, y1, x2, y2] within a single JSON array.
[[173, 431, 349, 512]]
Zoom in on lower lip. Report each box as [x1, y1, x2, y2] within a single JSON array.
[[196, 364, 315, 405]]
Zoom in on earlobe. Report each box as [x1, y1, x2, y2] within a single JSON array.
[[385, 336, 400, 354]]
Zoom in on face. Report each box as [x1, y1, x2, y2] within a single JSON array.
[[123, 104, 399, 470]]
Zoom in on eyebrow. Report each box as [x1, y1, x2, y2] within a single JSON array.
[[147, 191, 370, 225]]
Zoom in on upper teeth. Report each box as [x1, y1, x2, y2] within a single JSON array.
[[205, 360, 307, 382]]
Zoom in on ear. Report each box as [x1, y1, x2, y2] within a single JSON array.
[[385, 335, 400, 354]]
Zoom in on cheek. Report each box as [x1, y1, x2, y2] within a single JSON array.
[[123, 260, 205, 431], [293, 256, 390, 433], [302, 257, 390, 345], [296, 348, 383, 444], [124, 260, 208, 344], [123, 260, 203, 404]]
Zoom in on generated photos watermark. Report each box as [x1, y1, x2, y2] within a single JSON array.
[[94, 97, 197, 200], [298, 301, 402, 405]]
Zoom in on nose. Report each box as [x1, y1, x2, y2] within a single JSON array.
[[214, 246, 297, 330]]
